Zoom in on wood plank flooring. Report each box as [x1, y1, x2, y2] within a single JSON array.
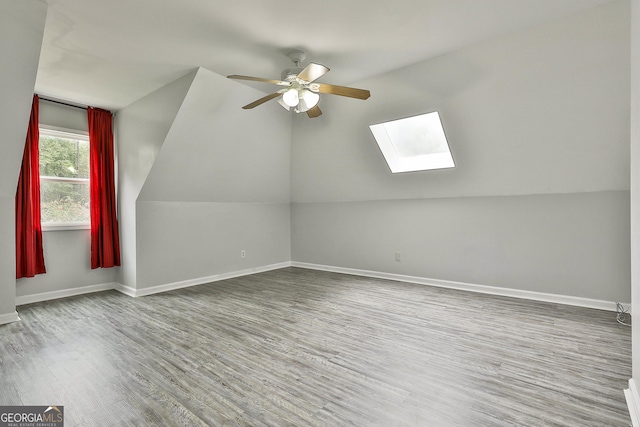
[[0, 267, 631, 426]]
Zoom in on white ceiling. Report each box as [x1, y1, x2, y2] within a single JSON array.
[[36, 0, 616, 111]]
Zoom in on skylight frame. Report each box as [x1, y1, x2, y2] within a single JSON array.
[[369, 111, 455, 174]]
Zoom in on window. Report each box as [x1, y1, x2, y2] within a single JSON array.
[[39, 127, 90, 229], [369, 111, 455, 173]]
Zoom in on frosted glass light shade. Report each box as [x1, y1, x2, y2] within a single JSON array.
[[295, 90, 320, 113], [283, 88, 299, 107], [277, 97, 291, 111], [301, 90, 319, 108]]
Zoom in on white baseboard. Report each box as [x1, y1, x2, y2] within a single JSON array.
[[291, 262, 626, 312], [0, 311, 20, 326], [12, 262, 625, 313], [626, 379, 640, 426], [115, 262, 292, 298], [15, 282, 117, 306], [113, 282, 136, 297]]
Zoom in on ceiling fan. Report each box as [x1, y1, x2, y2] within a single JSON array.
[[227, 50, 370, 118]]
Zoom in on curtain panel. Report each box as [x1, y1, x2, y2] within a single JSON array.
[[16, 95, 46, 279], [88, 107, 121, 269]]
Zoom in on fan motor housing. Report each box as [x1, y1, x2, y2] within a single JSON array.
[[281, 67, 303, 82]]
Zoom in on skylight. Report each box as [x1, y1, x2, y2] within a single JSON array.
[[369, 111, 455, 173]]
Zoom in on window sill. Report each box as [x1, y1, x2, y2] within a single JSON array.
[[43, 223, 90, 232]]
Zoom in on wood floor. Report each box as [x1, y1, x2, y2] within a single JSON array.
[[0, 267, 631, 426]]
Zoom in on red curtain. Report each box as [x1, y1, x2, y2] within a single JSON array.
[[88, 107, 121, 269], [16, 95, 46, 279]]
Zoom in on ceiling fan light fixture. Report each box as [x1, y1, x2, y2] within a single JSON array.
[[277, 97, 291, 111], [283, 88, 299, 107], [301, 89, 319, 108], [295, 101, 309, 113], [296, 90, 320, 113], [228, 51, 370, 118]]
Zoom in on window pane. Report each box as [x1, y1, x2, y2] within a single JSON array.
[[39, 135, 89, 179], [41, 181, 90, 223], [369, 111, 455, 173], [39, 128, 90, 225], [382, 113, 451, 157]]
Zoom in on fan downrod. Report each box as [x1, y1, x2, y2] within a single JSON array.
[[286, 49, 306, 67]]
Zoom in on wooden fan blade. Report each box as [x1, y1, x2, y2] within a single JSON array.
[[242, 92, 282, 109], [315, 83, 370, 100], [297, 63, 330, 83], [228, 75, 288, 86], [306, 105, 322, 118]]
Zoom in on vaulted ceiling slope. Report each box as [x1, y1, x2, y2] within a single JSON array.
[[2, 1, 46, 196], [136, 68, 292, 203], [36, 0, 616, 111]]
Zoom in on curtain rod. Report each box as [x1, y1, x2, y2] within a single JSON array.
[[39, 96, 88, 111]]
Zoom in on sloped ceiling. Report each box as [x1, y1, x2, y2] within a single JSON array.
[[1, 0, 47, 196], [36, 0, 616, 111], [290, 0, 630, 202], [137, 68, 291, 203]]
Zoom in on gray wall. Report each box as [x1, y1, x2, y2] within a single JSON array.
[[118, 68, 292, 291], [293, 192, 630, 302], [136, 201, 290, 288], [0, 0, 47, 322], [291, 1, 631, 302], [115, 70, 196, 289], [16, 101, 116, 301]]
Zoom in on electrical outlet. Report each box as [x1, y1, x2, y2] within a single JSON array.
[[395, 252, 401, 262], [241, 249, 246, 259]]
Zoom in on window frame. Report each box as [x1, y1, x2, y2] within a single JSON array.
[[39, 125, 91, 232]]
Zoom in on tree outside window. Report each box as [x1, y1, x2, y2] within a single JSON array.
[[39, 128, 90, 225]]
